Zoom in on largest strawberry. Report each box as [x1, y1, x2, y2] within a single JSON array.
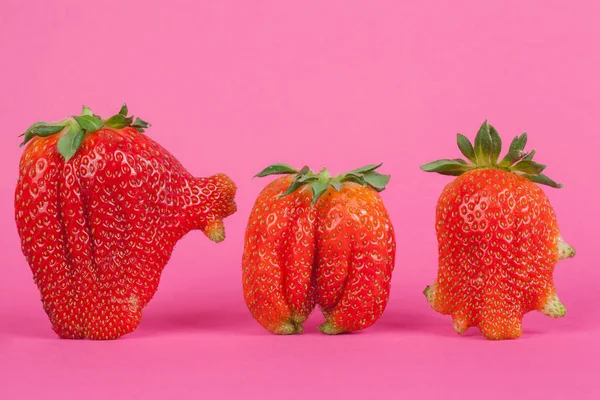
[[15, 105, 237, 339], [243, 164, 396, 334], [421, 121, 575, 340]]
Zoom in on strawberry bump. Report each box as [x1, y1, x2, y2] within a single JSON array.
[[421, 121, 575, 340], [242, 164, 396, 334], [15, 105, 237, 339]]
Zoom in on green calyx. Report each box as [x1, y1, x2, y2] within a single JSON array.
[[254, 163, 391, 206], [19, 104, 150, 161], [420, 120, 562, 188]]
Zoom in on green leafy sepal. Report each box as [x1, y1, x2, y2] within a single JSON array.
[[420, 120, 562, 188], [255, 163, 391, 206], [19, 104, 150, 161]]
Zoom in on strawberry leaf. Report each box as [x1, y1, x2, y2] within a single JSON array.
[[311, 181, 329, 205], [456, 134, 476, 163], [105, 114, 134, 129], [489, 124, 502, 164], [474, 120, 492, 165], [131, 117, 150, 132], [523, 149, 536, 161], [57, 129, 85, 161], [119, 103, 128, 116], [362, 171, 391, 192], [298, 172, 316, 183], [500, 149, 527, 167], [73, 115, 103, 133], [30, 124, 66, 137], [420, 159, 472, 175], [347, 163, 383, 175], [330, 181, 342, 191], [255, 164, 299, 178], [508, 133, 528, 152], [281, 174, 316, 197], [522, 173, 563, 188], [513, 160, 546, 174], [340, 172, 367, 186], [20, 123, 67, 147]]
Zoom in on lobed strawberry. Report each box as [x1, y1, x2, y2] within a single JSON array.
[[15, 105, 237, 339], [242, 164, 396, 334], [421, 121, 575, 340]]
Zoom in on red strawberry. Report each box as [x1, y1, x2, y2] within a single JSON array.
[[15, 105, 237, 339], [242, 164, 396, 334], [421, 121, 575, 340]]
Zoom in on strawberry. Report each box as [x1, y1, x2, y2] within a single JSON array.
[[242, 164, 396, 334], [421, 121, 575, 340], [15, 105, 237, 339]]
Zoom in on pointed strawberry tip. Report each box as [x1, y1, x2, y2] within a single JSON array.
[[558, 236, 575, 259], [318, 321, 347, 335], [205, 224, 226, 243], [273, 322, 301, 335]]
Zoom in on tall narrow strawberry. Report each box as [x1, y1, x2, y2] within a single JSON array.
[[421, 121, 575, 340], [243, 164, 396, 334], [15, 105, 237, 339]]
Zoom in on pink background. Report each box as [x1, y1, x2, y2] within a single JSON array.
[[1, 0, 598, 398]]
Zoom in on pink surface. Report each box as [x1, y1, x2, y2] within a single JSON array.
[[1, 0, 598, 398]]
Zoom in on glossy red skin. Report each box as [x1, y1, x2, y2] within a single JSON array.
[[427, 169, 561, 339], [242, 176, 396, 334], [15, 127, 236, 339]]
